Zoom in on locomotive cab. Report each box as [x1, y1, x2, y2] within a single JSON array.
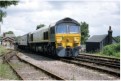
[[54, 18, 81, 57]]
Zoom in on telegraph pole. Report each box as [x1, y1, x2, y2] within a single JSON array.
[[0, 24, 1, 36]]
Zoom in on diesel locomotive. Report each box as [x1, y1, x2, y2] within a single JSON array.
[[17, 17, 81, 57]]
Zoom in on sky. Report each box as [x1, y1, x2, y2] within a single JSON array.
[[0, 0, 120, 37]]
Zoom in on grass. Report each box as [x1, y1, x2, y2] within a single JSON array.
[[0, 45, 19, 80], [94, 53, 120, 59], [86, 43, 120, 59], [0, 63, 19, 80], [0, 46, 8, 56]]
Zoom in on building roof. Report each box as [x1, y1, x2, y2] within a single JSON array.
[[112, 37, 118, 43], [1, 33, 15, 38], [86, 34, 108, 42], [2, 37, 15, 42], [5, 34, 15, 38]]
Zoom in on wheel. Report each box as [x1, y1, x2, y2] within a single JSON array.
[[47, 46, 51, 55], [35, 46, 38, 53], [52, 46, 56, 55], [43, 45, 47, 54]]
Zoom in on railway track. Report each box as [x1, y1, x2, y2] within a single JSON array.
[[6, 52, 64, 80], [10, 49, 120, 78], [78, 53, 120, 62], [77, 53, 120, 69], [61, 58, 120, 77], [60, 54, 120, 77], [7, 61, 24, 80], [74, 55, 120, 69]]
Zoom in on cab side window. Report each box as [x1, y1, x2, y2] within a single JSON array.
[[30, 34, 33, 41], [50, 26, 55, 34], [44, 31, 48, 40]]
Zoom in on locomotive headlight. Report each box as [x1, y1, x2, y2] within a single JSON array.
[[74, 37, 79, 43], [74, 37, 80, 47], [74, 43, 79, 46], [56, 37, 62, 43], [57, 43, 62, 46], [56, 37, 62, 47]]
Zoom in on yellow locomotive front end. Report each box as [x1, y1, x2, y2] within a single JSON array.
[[55, 20, 81, 57], [56, 34, 80, 48]]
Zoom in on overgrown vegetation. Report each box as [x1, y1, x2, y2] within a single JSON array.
[[5, 31, 14, 34], [0, 46, 8, 56], [99, 43, 120, 58], [113, 36, 120, 43], [0, 46, 19, 79], [0, 63, 19, 80]]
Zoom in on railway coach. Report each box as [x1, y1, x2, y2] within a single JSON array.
[[17, 17, 81, 57]]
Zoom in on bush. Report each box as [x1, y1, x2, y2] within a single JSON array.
[[101, 43, 120, 58]]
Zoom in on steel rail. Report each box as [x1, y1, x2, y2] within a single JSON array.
[[3, 49, 23, 80], [78, 56, 120, 64], [77, 55, 120, 63], [79, 53, 120, 61], [61, 59, 120, 77], [16, 54, 65, 80], [7, 61, 24, 80], [74, 57, 120, 69]]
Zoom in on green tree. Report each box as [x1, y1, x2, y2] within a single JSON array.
[[80, 22, 90, 44], [36, 24, 45, 30], [15, 35, 21, 41], [5, 31, 14, 34], [0, 1, 18, 22], [0, 10, 6, 23], [113, 36, 120, 43], [0, 36, 2, 40]]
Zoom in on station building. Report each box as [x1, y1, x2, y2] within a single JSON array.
[[1, 33, 15, 48], [86, 26, 118, 52]]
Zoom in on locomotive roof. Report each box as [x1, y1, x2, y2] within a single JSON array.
[[49, 23, 56, 27], [31, 26, 49, 34], [49, 17, 80, 27], [56, 17, 80, 25], [21, 17, 80, 35]]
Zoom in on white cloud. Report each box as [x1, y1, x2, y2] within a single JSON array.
[[1, 0, 120, 37], [62, 1, 119, 36]]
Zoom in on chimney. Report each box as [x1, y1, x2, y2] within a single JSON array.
[[108, 26, 113, 44], [3, 33, 5, 37]]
